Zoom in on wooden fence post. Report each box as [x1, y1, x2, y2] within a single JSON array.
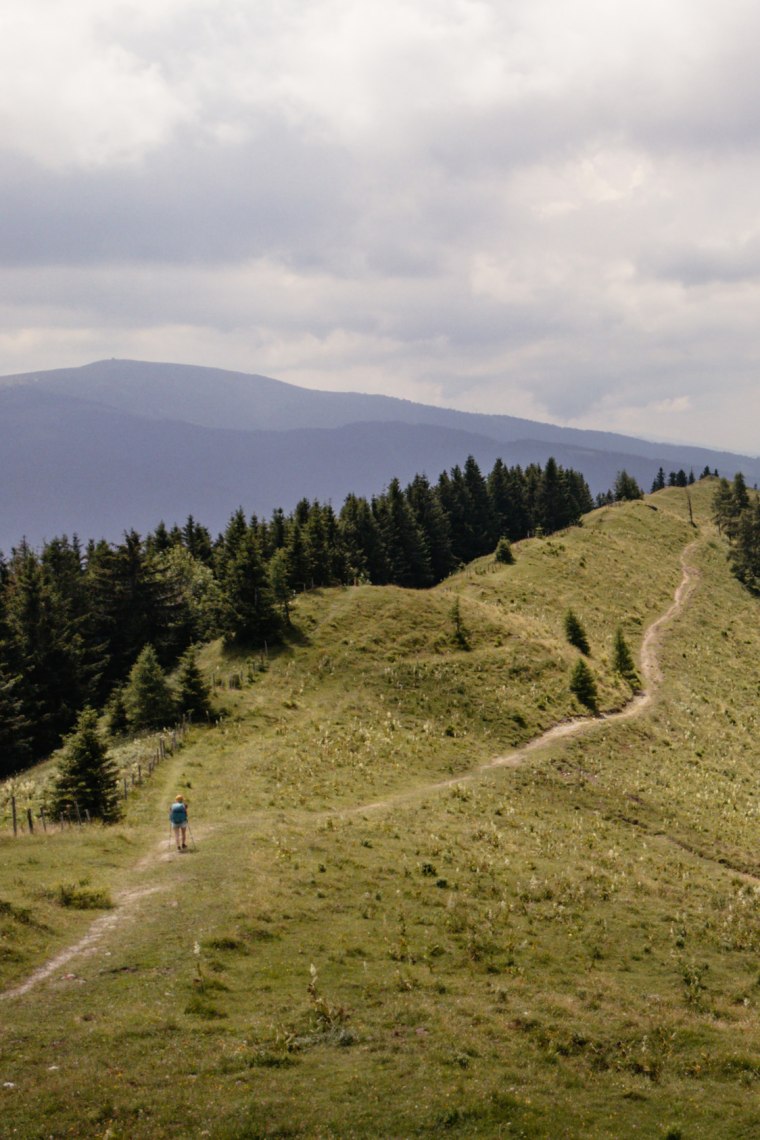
[[11, 795, 17, 837], [26, 807, 33, 834]]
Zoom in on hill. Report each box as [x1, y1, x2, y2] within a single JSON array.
[[2, 481, 760, 1137], [2, 358, 758, 551]]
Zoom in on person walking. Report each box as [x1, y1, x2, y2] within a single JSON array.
[[169, 794, 189, 851]]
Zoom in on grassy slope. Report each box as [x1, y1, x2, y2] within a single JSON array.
[[1, 481, 760, 1138]]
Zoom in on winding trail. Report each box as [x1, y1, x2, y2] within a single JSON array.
[[1, 542, 701, 1001], [354, 540, 701, 814]]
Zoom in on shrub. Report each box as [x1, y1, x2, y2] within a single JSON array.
[[494, 538, 514, 564]]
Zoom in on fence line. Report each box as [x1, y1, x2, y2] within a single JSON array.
[[3, 719, 188, 837]]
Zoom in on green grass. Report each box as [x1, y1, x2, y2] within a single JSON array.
[[2, 481, 760, 1137]]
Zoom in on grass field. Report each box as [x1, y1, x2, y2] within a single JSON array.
[[2, 480, 760, 1138]]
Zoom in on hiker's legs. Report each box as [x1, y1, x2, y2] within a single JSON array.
[[181, 825, 187, 849]]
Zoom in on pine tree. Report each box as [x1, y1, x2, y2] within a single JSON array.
[[405, 474, 455, 582], [732, 471, 750, 513], [123, 645, 177, 732], [339, 494, 388, 583], [374, 478, 433, 588], [564, 610, 590, 655], [614, 470, 643, 501], [570, 658, 598, 713], [175, 649, 214, 722], [729, 500, 760, 593], [3, 543, 95, 757], [50, 707, 121, 822], [106, 684, 129, 737], [651, 468, 666, 492], [220, 531, 280, 646], [613, 628, 640, 689], [712, 477, 736, 536]]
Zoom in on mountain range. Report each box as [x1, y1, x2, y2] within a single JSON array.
[[1, 358, 757, 551]]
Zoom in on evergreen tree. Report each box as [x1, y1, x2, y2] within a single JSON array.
[[651, 467, 666, 492], [175, 649, 214, 722], [463, 455, 498, 557], [282, 520, 313, 592], [339, 495, 388, 583], [563, 468, 594, 519], [538, 456, 568, 532], [570, 658, 598, 713], [729, 500, 760, 593], [437, 466, 473, 565], [712, 477, 736, 536], [405, 474, 455, 582], [564, 610, 590, 655], [123, 645, 177, 732], [303, 503, 333, 587], [269, 547, 294, 622], [612, 628, 640, 688], [3, 543, 95, 757], [614, 470, 643, 501], [86, 529, 177, 689], [49, 707, 120, 822], [220, 531, 280, 646], [106, 684, 129, 737], [0, 663, 32, 777], [732, 471, 750, 514], [181, 515, 213, 564], [374, 479, 433, 588]]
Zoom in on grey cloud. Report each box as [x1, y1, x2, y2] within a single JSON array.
[[0, 119, 356, 269], [647, 240, 760, 287]]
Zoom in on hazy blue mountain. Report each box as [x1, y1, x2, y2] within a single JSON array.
[[1, 359, 757, 551]]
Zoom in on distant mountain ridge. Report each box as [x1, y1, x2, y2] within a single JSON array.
[[1, 359, 757, 551]]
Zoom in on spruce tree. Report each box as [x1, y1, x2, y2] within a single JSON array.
[[175, 649, 214, 722], [123, 645, 177, 732], [564, 610, 590, 655], [221, 530, 280, 646], [570, 658, 598, 713], [614, 470, 643, 501], [106, 684, 129, 737], [613, 628, 640, 689], [50, 707, 120, 822]]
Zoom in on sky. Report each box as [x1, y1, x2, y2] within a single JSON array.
[[1, 0, 759, 455]]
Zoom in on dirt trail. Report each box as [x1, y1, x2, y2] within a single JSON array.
[[355, 540, 701, 812], [1, 543, 701, 1000]]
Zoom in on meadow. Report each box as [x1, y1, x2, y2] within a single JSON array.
[[1, 480, 759, 1139]]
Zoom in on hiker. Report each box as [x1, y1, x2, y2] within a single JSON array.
[[169, 794, 189, 851]]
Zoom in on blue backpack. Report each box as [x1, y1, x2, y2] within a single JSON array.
[[170, 801, 187, 825]]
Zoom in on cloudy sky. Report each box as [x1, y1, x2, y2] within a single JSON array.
[[2, 0, 759, 454]]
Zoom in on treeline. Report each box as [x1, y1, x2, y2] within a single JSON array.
[[713, 473, 760, 592], [0, 455, 592, 776]]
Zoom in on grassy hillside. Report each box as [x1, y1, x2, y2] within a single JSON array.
[[2, 480, 760, 1138]]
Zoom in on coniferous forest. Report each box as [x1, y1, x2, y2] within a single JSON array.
[[0, 455, 595, 776]]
